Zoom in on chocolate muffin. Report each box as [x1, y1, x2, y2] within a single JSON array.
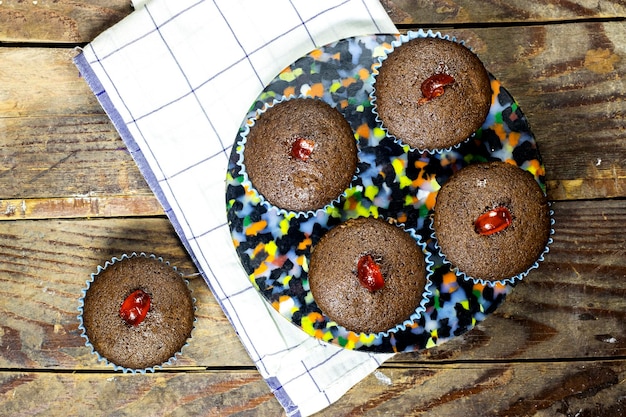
[[309, 217, 428, 334], [374, 36, 492, 151], [242, 98, 357, 212], [80, 253, 195, 371], [433, 162, 551, 282]]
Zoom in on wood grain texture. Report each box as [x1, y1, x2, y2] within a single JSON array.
[[0, 200, 623, 371], [1, 0, 625, 43], [0, 48, 153, 199], [0, 370, 281, 416], [1, 22, 625, 205], [0, 361, 624, 416], [381, 0, 626, 25], [0, 47, 102, 117], [2, 1, 626, 415], [0, 113, 152, 199], [342, 361, 626, 417], [0, 0, 131, 43], [0, 196, 164, 220]]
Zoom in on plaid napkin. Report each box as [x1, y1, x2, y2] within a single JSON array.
[[74, 0, 397, 415]]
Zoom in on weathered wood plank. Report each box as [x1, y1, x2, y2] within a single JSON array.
[[338, 361, 626, 417], [0, 115, 153, 199], [0, 45, 152, 198], [382, 0, 626, 26], [0, 370, 281, 416], [0, 196, 164, 220], [1, 0, 624, 44], [0, 47, 102, 117], [2, 22, 624, 203], [0, 360, 624, 416], [0, 0, 132, 43], [0, 200, 623, 371]]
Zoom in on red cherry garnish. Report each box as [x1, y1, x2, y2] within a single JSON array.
[[357, 254, 384, 292], [290, 137, 315, 161], [119, 289, 151, 326], [474, 206, 513, 235], [418, 73, 455, 105]]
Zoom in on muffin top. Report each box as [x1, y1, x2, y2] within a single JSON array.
[[374, 37, 492, 150], [433, 162, 551, 281], [81, 255, 194, 370], [309, 217, 428, 334], [243, 98, 357, 212]]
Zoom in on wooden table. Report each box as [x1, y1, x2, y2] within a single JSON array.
[[1, 1, 625, 415]]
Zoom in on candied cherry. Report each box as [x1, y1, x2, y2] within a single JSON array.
[[474, 206, 513, 235], [418, 73, 455, 106], [119, 289, 151, 326], [357, 254, 384, 292], [290, 137, 315, 161]]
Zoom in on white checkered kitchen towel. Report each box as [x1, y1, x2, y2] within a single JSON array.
[[74, 0, 397, 415]]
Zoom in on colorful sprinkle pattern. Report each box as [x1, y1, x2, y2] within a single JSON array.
[[226, 31, 546, 352]]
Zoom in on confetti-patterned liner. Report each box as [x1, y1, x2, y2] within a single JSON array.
[[430, 207, 555, 287], [234, 95, 360, 219], [77, 252, 196, 374], [370, 30, 479, 154], [226, 32, 548, 352]]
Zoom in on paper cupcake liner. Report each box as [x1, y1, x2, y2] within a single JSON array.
[[77, 252, 196, 374], [350, 217, 434, 339], [370, 29, 487, 154], [232, 95, 361, 220], [429, 206, 555, 287], [301, 215, 435, 350]]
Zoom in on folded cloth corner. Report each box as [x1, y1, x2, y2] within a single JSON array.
[[74, 1, 397, 415]]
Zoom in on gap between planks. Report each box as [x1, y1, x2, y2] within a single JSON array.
[[3, 357, 625, 375], [1, 187, 620, 220], [0, 195, 164, 220]]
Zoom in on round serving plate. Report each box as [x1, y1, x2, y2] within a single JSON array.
[[226, 31, 545, 352]]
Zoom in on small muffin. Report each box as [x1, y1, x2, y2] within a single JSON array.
[[79, 253, 195, 372], [374, 36, 492, 151], [433, 162, 551, 282], [242, 98, 357, 213], [309, 217, 429, 334]]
